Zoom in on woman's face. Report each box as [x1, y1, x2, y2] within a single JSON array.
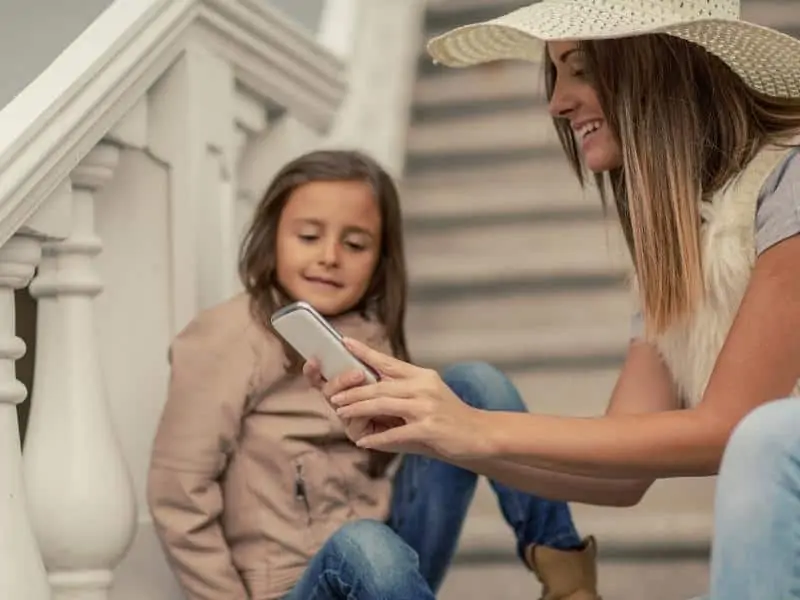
[[547, 41, 623, 173]]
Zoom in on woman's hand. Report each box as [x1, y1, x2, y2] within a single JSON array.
[[325, 338, 494, 460], [303, 359, 402, 444]]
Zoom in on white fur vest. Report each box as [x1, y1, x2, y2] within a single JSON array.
[[642, 143, 800, 407]]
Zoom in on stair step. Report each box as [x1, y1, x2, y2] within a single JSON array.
[[413, 61, 545, 115], [408, 322, 629, 371], [407, 105, 556, 157], [426, 0, 526, 16], [407, 218, 630, 291], [407, 287, 634, 352], [425, 0, 528, 35], [406, 145, 559, 175], [504, 369, 621, 416], [743, 2, 800, 28], [402, 153, 600, 222]]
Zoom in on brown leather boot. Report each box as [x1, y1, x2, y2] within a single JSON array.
[[524, 536, 602, 600]]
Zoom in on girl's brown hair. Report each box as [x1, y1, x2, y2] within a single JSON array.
[[238, 149, 410, 371], [545, 34, 800, 336]]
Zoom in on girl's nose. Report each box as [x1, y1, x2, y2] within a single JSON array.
[[319, 241, 340, 266]]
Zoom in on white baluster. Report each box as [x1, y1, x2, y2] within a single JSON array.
[[0, 234, 51, 600], [24, 143, 137, 600]]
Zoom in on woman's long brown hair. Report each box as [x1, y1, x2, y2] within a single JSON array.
[[238, 149, 410, 372], [545, 34, 800, 336]]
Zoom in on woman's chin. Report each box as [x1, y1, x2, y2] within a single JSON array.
[[581, 139, 623, 174], [584, 152, 622, 174]]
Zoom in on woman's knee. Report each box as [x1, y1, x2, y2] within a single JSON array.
[[324, 520, 420, 583], [441, 361, 527, 413], [720, 399, 800, 480]]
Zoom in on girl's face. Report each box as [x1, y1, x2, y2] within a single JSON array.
[[547, 41, 623, 173], [275, 180, 382, 317]]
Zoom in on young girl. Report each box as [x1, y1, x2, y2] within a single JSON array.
[[147, 149, 601, 600], [307, 3, 800, 598]]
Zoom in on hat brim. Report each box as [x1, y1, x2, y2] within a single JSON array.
[[426, 4, 800, 99]]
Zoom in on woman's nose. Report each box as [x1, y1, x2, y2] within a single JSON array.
[[548, 82, 577, 118]]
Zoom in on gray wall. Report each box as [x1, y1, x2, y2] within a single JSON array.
[[0, 0, 326, 111], [266, 0, 325, 34], [0, 0, 114, 109]]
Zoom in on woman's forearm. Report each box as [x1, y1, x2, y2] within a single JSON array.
[[451, 456, 651, 507], [479, 408, 731, 479]]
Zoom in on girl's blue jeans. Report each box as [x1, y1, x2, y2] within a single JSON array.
[[283, 361, 584, 599]]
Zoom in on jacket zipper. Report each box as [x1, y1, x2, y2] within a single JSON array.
[[294, 463, 312, 524]]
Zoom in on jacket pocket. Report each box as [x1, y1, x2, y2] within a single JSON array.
[[293, 460, 312, 525]]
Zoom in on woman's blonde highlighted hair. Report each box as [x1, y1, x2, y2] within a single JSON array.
[[545, 34, 800, 336]]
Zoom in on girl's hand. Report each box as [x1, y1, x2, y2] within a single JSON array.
[[303, 359, 401, 443], [326, 338, 494, 460]]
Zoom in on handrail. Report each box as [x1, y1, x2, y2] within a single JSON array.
[[0, 0, 346, 248]]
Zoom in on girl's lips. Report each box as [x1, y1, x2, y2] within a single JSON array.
[[304, 276, 343, 288]]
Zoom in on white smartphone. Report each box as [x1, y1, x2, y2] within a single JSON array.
[[270, 301, 380, 384]]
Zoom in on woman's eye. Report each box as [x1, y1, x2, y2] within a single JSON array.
[[345, 241, 366, 251], [298, 234, 318, 242]]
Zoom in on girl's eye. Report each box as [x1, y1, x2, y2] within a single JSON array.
[[345, 241, 366, 251], [298, 233, 318, 242]]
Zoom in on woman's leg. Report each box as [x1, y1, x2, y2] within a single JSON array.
[[709, 397, 800, 600], [282, 520, 435, 600], [387, 361, 599, 599]]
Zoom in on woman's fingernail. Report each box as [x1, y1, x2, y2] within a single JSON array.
[[331, 394, 342, 405]]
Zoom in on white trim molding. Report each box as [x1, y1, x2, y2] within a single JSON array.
[[0, 0, 347, 251]]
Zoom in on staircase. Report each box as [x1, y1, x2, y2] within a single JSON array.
[[401, 0, 800, 558]]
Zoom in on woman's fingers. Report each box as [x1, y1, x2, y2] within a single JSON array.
[[302, 359, 325, 390], [336, 397, 421, 421], [330, 379, 414, 407], [343, 337, 415, 378], [321, 368, 366, 399], [355, 422, 426, 452]]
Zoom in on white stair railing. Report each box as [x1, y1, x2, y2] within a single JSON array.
[[0, 233, 50, 600], [24, 142, 138, 600], [0, 0, 349, 598]]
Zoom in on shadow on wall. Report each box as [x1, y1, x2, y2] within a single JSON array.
[[14, 288, 36, 446]]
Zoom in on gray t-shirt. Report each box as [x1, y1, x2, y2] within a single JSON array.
[[631, 146, 800, 337]]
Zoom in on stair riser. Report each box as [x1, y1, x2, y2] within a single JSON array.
[[407, 288, 633, 342], [406, 219, 631, 288]]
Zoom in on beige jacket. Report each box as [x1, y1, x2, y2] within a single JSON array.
[[147, 294, 394, 600], [649, 141, 800, 406]]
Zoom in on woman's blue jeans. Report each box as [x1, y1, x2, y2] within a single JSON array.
[[703, 398, 800, 600]]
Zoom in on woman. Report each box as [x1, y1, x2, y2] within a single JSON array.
[[306, 1, 800, 598]]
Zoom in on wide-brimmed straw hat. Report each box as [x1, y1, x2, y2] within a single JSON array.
[[427, 0, 800, 99]]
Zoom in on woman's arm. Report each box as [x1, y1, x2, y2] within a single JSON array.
[[483, 235, 800, 478], [332, 236, 800, 480], [448, 339, 680, 506]]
